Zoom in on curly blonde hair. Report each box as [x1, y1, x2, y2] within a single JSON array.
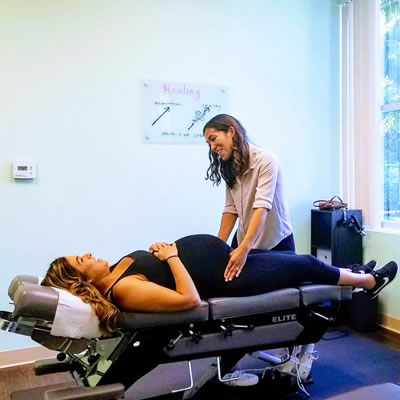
[[41, 257, 120, 336], [203, 114, 249, 189]]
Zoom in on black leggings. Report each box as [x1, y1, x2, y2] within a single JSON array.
[[176, 235, 341, 298], [222, 251, 340, 297]]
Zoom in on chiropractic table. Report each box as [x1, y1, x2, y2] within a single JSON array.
[[1, 275, 353, 400]]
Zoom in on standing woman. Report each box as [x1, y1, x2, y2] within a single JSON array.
[[204, 114, 294, 281]]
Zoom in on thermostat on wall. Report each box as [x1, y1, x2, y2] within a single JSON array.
[[13, 161, 36, 179]]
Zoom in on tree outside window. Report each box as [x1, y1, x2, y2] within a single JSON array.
[[382, 0, 400, 221]]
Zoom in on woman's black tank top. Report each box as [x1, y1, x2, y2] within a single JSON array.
[[105, 250, 176, 302]]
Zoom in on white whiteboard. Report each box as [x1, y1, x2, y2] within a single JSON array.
[[141, 79, 228, 144]]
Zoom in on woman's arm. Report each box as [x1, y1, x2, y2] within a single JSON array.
[[114, 243, 201, 312], [217, 212, 238, 241], [219, 187, 238, 241], [224, 208, 268, 281], [225, 153, 279, 281], [238, 207, 268, 251]]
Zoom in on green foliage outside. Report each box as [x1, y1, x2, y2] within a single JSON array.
[[382, 0, 400, 219]]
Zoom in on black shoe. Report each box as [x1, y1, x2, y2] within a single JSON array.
[[350, 260, 377, 274], [365, 261, 398, 299]]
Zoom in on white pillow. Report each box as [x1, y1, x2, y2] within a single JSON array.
[[50, 288, 102, 339]]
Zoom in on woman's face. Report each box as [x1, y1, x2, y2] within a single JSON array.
[[204, 127, 234, 161], [65, 253, 109, 282]]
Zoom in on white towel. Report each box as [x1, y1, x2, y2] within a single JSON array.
[[50, 288, 102, 338]]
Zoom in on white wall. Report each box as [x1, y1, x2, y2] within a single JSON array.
[[0, 0, 340, 352]]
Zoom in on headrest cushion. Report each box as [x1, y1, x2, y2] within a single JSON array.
[[9, 276, 102, 339]]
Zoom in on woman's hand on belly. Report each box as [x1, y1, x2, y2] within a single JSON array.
[[224, 246, 249, 281], [151, 243, 178, 262], [149, 241, 171, 254]]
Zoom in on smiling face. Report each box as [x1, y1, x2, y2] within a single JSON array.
[[204, 127, 235, 161], [65, 253, 110, 282]]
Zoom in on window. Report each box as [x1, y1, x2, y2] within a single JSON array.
[[382, 0, 400, 222], [341, 0, 400, 230]]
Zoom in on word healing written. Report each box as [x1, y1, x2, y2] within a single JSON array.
[[162, 83, 201, 101]]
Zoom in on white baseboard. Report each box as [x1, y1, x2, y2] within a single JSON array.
[[0, 346, 58, 368]]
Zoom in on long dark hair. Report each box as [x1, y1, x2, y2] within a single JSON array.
[[42, 257, 120, 335], [203, 114, 249, 188]]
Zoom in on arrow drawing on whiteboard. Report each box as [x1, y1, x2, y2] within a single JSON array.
[[152, 107, 170, 126]]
